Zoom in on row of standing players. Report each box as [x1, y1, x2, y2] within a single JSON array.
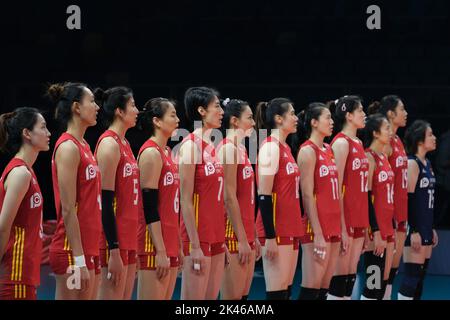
[[0, 84, 438, 300]]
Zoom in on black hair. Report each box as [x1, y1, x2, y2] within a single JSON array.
[[254, 98, 293, 133], [94, 86, 133, 128], [184, 86, 220, 124], [220, 98, 250, 135], [328, 95, 363, 134], [46, 82, 89, 131], [137, 97, 175, 137], [368, 95, 402, 117], [404, 120, 431, 155], [290, 102, 328, 157], [0, 107, 42, 155], [361, 113, 388, 148]]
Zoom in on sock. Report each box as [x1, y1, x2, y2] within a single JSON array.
[[344, 274, 357, 299], [317, 288, 329, 300], [379, 280, 388, 300], [329, 275, 348, 299], [298, 287, 320, 300], [266, 290, 288, 300], [398, 292, 413, 300], [383, 284, 392, 300]]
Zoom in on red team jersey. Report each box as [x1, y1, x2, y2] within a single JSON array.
[[179, 133, 225, 245], [331, 132, 369, 228], [256, 136, 303, 239], [368, 149, 395, 239], [137, 139, 180, 258], [50, 133, 102, 257], [95, 130, 139, 251], [300, 140, 341, 237], [388, 135, 408, 223], [219, 138, 255, 243], [0, 159, 43, 287]]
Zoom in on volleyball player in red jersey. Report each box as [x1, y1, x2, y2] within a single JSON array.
[[48, 83, 102, 300], [217, 98, 259, 300], [328, 96, 368, 300], [254, 98, 302, 300], [136, 97, 182, 300], [178, 87, 225, 300], [360, 112, 395, 300], [94, 87, 139, 300], [369, 96, 408, 299], [0, 108, 50, 300], [294, 103, 341, 300]]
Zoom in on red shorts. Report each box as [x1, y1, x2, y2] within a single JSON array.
[[0, 283, 37, 300], [182, 242, 226, 257], [347, 226, 367, 239], [259, 237, 300, 250], [395, 220, 408, 233], [368, 229, 395, 243], [99, 249, 137, 268], [138, 254, 180, 270], [299, 233, 341, 244], [226, 239, 256, 254], [49, 251, 101, 275]]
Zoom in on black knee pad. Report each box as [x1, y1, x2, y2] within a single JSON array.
[[363, 252, 386, 299], [345, 274, 357, 297], [399, 263, 423, 298], [329, 275, 348, 297], [298, 287, 320, 300]]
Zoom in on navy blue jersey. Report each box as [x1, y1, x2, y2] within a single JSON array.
[[407, 156, 435, 244]]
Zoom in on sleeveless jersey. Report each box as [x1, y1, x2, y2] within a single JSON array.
[[95, 130, 139, 250], [331, 132, 369, 228], [408, 156, 435, 244], [50, 133, 102, 256], [256, 136, 303, 238], [179, 133, 225, 244], [300, 140, 341, 237], [389, 135, 408, 222], [368, 149, 395, 238], [137, 139, 180, 257], [0, 158, 43, 286], [219, 138, 255, 242]]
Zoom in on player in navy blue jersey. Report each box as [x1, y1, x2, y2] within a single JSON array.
[[398, 120, 438, 300]]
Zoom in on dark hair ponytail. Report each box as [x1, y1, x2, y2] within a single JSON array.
[[368, 95, 402, 117], [137, 97, 174, 137], [290, 102, 327, 157], [220, 98, 249, 136], [404, 120, 430, 155], [0, 107, 41, 154], [254, 98, 292, 134], [94, 86, 133, 128], [46, 82, 88, 131]]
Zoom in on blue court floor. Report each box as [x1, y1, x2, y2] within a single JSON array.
[[37, 264, 450, 300]]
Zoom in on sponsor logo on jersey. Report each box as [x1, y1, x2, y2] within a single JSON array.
[[85, 164, 97, 181], [319, 165, 329, 177], [30, 192, 42, 209], [319, 155, 325, 161], [378, 171, 388, 182], [283, 152, 289, 158], [420, 177, 430, 188], [204, 162, 216, 176], [243, 166, 253, 180], [286, 162, 295, 175], [352, 147, 358, 153], [164, 172, 174, 186], [352, 158, 361, 170], [396, 156, 405, 168], [123, 163, 133, 178], [84, 152, 89, 159]]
